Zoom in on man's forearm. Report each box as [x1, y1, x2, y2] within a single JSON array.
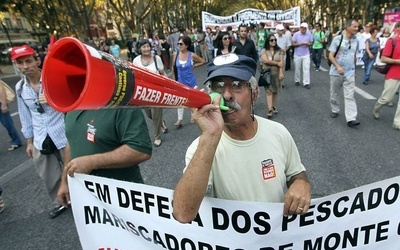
[[287, 171, 309, 187], [26, 138, 33, 145], [61, 143, 71, 183], [173, 134, 220, 223], [88, 144, 151, 170], [381, 55, 400, 64]]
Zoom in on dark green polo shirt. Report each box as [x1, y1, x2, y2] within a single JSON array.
[[65, 109, 152, 183]]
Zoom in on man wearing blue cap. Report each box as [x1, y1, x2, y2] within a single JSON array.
[[173, 53, 311, 223]]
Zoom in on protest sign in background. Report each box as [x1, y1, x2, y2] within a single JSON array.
[[202, 7, 301, 31]]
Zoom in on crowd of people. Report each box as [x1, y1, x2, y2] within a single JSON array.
[[0, 20, 398, 224]]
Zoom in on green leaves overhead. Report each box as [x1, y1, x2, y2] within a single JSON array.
[[0, 0, 397, 41]]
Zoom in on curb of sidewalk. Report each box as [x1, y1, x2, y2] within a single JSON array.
[[0, 159, 32, 185]]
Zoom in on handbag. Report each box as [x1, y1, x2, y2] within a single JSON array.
[[1, 80, 15, 103], [375, 64, 390, 74], [258, 68, 271, 87], [374, 38, 396, 75]]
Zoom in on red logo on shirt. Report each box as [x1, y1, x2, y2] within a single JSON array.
[[261, 159, 276, 180]]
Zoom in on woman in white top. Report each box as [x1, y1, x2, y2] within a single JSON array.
[[132, 39, 168, 147]]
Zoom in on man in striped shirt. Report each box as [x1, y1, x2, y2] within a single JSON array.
[[12, 45, 68, 219]]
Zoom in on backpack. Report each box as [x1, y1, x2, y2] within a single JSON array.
[[229, 33, 236, 43], [1, 80, 15, 103], [313, 31, 325, 45]]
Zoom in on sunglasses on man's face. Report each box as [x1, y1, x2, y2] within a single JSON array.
[[178, 42, 184, 46]]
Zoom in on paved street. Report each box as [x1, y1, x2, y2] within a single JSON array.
[[0, 58, 399, 249]]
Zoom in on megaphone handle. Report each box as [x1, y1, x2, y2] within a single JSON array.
[[209, 93, 229, 111]]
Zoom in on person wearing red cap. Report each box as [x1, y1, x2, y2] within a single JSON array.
[[173, 53, 311, 223], [11, 45, 68, 218]]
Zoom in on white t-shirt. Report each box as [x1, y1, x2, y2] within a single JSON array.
[[358, 32, 371, 50], [185, 116, 306, 203], [132, 55, 164, 74]]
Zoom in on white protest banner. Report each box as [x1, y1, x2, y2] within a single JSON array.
[[356, 33, 366, 66], [69, 174, 400, 249], [202, 7, 301, 31], [356, 49, 365, 66]]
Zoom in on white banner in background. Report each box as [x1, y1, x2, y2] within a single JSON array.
[[69, 174, 400, 250], [356, 49, 365, 66], [202, 7, 301, 31]]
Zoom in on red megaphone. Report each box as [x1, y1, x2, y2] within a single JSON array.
[[42, 37, 211, 113]]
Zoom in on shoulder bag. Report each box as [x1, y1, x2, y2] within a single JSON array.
[[258, 48, 274, 87], [375, 38, 396, 74], [328, 35, 343, 67], [258, 50, 278, 87], [258, 68, 271, 87], [153, 55, 159, 73]]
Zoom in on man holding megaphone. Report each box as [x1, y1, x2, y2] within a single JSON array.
[[173, 53, 312, 223]]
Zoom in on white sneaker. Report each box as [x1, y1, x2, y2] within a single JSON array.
[[153, 139, 162, 147]]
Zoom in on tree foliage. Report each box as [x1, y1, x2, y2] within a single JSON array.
[[1, 0, 398, 42]]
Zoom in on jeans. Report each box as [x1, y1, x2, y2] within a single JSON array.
[[0, 105, 22, 146], [312, 48, 323, 69], [363, 58, 375, 82], [208, 49, 214, 62], [257, 46, 264, 57]]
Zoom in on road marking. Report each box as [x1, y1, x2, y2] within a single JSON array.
[[314, 66, 377, 100], [0, 159, 32, 185], [355, 86, 376, 100]]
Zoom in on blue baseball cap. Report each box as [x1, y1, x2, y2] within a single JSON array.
[[204, 53, 257, 84]]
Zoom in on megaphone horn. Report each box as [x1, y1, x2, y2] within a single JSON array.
[[42, 37, 211, 113]]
